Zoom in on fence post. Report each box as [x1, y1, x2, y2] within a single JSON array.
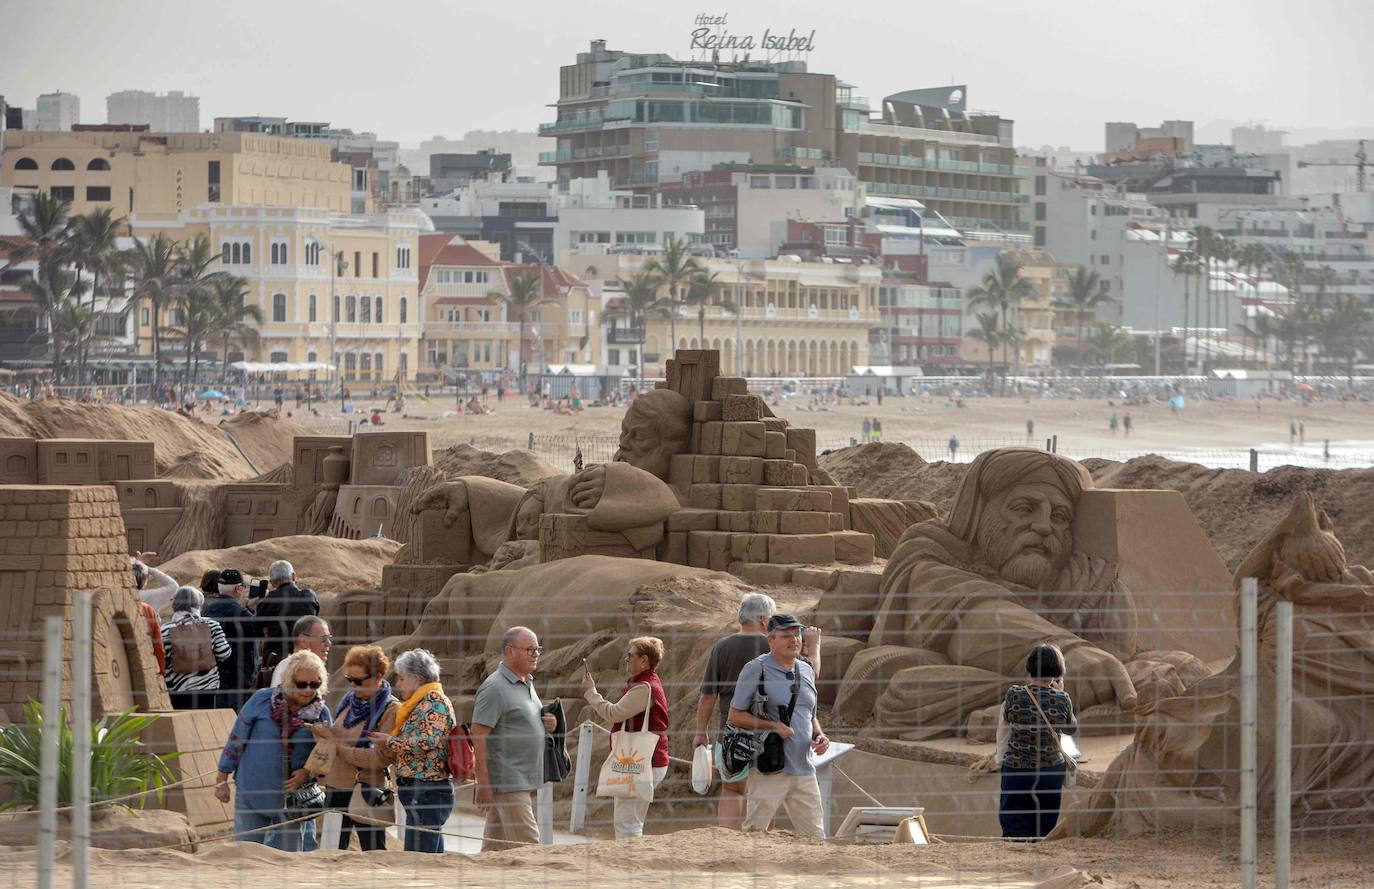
[[1249, 448, 1259, 472], [1240, 577, 1259, 889], [528, 432, 535, 450], [1274, 599, 1293, 889], [537, 782, 554, 844], [568, 722, 594, 833], [1050, 434, 1058, 454], [37, 616, 62, 889], [72, 592, 92, 889]]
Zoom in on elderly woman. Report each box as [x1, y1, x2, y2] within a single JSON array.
[[307, 645, 399, 851], [581, 635, 670, 838], [364, 648, 455, 853], [159, 586, 232, 710], [215, 650, 332, 851]]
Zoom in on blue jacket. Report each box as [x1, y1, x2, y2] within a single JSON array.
[[218, 687, 331, 813]]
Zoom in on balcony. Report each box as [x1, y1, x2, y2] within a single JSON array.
[[437, 321, 523, 334], [607, 327, 644, 344]]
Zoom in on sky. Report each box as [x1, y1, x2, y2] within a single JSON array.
[[3, 0, 1371, 150]]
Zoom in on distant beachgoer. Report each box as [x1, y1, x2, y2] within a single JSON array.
[[1290, 419, 1297, 445], [1109, 414, 1119, 436], [1123, 413, 1133, 437], [1324, 439, 1331, 462], [949, 434, 960, 461], [862, 418, 872, 441], [1026, 419, 1035, 444], [873, 418, 883, 441], [1299, 421, 1306, 445]]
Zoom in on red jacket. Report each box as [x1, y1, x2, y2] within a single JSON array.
[[613, 669, 669, 768], [140, 602, 166, 672]]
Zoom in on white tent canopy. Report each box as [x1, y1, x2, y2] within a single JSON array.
[[229, 361, 336, 373]]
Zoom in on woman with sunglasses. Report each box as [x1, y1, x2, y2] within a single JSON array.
[[363, 648, 456, 853], [215, 649, 332, 851], [308, 645, 399, 851], [581, 636, 670, 838]]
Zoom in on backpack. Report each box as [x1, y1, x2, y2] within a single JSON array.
[[168, 620, 215, 673], [447, 723, 476, 782]]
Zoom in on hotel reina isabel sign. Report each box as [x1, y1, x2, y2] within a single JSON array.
[[690, 13, 816, 54]]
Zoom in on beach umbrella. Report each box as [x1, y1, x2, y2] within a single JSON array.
[[199, 389, 227, 399], [1296, 383, 1314, 393]]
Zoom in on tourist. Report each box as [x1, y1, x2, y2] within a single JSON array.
[[862, 417, 871, 442], [694, 592, 773, 828], [254, 560, 320, 669], [873, 418, 883, 441], [728, 613, 828, 839], [365, 648, 455, 852], [131, 551, 178, 613], [1289, 419, 1297, 445], [1109, 413, 1119, 436], [129, 556, 169, 672], [160, 586, 232, 710], [471, 626, 558, 851], [309, 644, 399, 851], [198, 569, 221, 595], [201, 568, 258, 711], [370, 409, 384, 426], [581, 636, 669, 838], [215, 650, 331, 851], [270, 616, 332, 688], [997, 643, 1077, 840], [1026, 419, 1035, 444], [1123, 413, 1133, 437], [948, 433, 960, 461]]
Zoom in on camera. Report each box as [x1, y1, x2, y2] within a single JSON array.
[[360, 784, 392, 807]]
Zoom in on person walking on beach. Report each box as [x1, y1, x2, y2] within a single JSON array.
[[1123, 413, 1133, 438], [1108, 413, 1119, 437], [1290, 419, 1297, 445], [1026, 419, 1035, 444], [862, 417, 871, 442], [949, 433, 960, 461], [873, 418, 883, 441]]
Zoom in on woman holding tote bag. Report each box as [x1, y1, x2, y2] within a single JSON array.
[[582, 636, 670, 838]]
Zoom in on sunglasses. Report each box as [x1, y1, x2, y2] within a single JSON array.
[[344, 675, 371, 685], [293, 680, 323, 690]]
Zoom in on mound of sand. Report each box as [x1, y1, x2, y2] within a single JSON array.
[[821, 442, 966, 506], [157, 535, 402, 601], [0, 394, 300, 480], [432, 442, 561, 486]]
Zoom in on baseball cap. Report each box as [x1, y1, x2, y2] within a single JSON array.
[[767, 613, 804, 632], [219, 568, 245, 586]]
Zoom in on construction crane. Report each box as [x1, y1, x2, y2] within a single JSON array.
[[1297, 139, 1368, 192]]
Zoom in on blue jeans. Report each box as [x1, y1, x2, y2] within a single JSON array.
[[398, 778, 454, 853], [234, 806, 317, 851], [999, 764, 1066, 839]]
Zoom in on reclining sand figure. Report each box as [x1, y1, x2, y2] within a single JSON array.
[[412, 389, 691, 571], [869, 448, 1203, 737], [1053, 493, 1374, 835]]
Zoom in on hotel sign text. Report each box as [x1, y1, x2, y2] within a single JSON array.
[[690, 14, 816, 53]]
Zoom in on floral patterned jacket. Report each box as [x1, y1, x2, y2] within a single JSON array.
[[385, 689, 455, 780]]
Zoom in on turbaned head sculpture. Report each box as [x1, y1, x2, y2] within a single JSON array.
[[613, 388, 692, 481]]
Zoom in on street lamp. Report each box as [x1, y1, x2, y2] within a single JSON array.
[[734, 259, 746, 375], [327, 247, 349, 412]]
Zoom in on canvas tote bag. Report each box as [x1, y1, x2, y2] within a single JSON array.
[[595, 685, 658, 803]]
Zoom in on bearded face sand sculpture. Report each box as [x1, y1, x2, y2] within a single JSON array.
[[612, 389, 692, 482]]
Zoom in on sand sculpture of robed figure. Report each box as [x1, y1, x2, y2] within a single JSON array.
[[413, 389, 690, 571], [871, 447, 1203, 735]]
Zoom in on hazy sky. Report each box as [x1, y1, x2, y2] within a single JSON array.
[[3, 0, 1371, 150]]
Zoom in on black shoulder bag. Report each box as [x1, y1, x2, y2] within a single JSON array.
[[755, 664, 801, 775]]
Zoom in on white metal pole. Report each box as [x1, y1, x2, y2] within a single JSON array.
[[536, 782, 553, 845], [37, 616, 63, 889], [72, 592, 92, 889], [568, 722, 594, 833], [1274, 599, 1293, 889], [1240, 577, 1259, 889]]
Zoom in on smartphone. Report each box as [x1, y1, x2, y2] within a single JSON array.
[[582, 658, 590, 675]]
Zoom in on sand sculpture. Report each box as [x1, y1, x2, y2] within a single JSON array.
[[1056, 493, 1374, 835]]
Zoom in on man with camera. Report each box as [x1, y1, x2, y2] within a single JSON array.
[[727, 613, 829, 839], [253, 560, 320, 670]]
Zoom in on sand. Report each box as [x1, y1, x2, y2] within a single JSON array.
[[432, 442, 561, 486], [4, 825, 1366, 888], [157, 535, 402, 601]]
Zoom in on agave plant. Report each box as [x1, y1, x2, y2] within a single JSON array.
[[0, 700, 179, 809]]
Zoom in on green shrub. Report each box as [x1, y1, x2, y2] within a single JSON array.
[[0, 700, 179, 810]]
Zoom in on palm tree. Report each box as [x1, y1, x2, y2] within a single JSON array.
[[1089, 323, 1136, 367], [128, 234, 181, 396], [605, 269, 669, 388], [966, 253, 1034, 393], [1054, 267, 1111, 371], [1193, 226, 1219, 364], [20, 267, 88, 384], [644, 234, 701, 352], [171, 236, 222, 388], [488, 270, 555, 389], [207, 275, 263, 384], [1171, 251, 1201, 371], [685, 268, 738, 344], [1318, 294, 1369, 388], [966, 311, 1003, 383], [67, 208, 125, 384], [0, 191, 73, 274]]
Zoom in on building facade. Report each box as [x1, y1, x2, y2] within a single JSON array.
[[36, 92, 80, 132], [106, 90, 200, 132]]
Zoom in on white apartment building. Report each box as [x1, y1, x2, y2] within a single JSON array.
[[36, 92, 79, 131], [554, 172, 704, 258], [106, 90, 200, 132]]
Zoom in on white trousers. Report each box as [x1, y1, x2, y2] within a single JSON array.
[[742, 770, 825, 839], [612, 765, 668, 839]]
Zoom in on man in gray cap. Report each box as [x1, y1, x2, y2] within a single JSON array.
[[201, 568, 256, 711]]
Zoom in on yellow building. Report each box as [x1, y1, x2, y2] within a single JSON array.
[[2, 127, 351, 220], [418, 234, 599, 379], [569, 252, 880, 376]]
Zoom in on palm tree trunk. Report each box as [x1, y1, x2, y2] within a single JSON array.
[[151, 298, 162, 397], [668, 287, 678, 354], [222, 333, 230, 385], [517, 316, 526, 390], [698, 306, 706, 343], [1181, 272, 1190, 373]]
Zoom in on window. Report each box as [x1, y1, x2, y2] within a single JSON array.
[[396, 244, 411, 269], [1101, 255, 1110, 265], [374, 352, 384, 377], [85, 186, 111, 202], [270, 351, 288, 364], [242, 243, 250, 264], [1090, 204, 1097, 215], [1034, 175, 1046, 197], [231, 243, 241, 264], [609, 348, 620, 365], [308, 293, 317, 322], [272, 293, 286, 322], [576, 231, 611, 244], [1034, 203, 1046, 221], [222, 243, 231, 264], [1034, 226, 1046, 247], [399, 297, 407, 323], [14, 158, 37, 171], [371, 252, 378, 278], [1090, 229, 1097, 240], [270, 242, 287, 264], [141, 307, 149, 325], [750, 175, 771, 189], [333, 294, 340, 320], [353, 168, 366, 191], [375, 297, 383, 323], [346, 295, 357, 322], [569, 310, 583, 324], [50, 186, 74, 200], [361, 296, 371, 323], [86, 158, 110, 171], [775, 176, 796, 189], [643, 129, 658, 152], [51, 158, 75, 171], [799, 176, 816, 189], [354, 251, 361, 278]]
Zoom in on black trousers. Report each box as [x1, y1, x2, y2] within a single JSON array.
[[325, 787, 387, 851], [168, 690, 217, 710], [999, 764, 1066, 839]]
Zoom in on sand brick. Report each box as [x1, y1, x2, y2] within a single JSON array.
[[669, 455, 695, 489], [699, 422, 724, 455], [792, 566, 838, 590], [719, 456, 764, 485], [722, 394, 764, 422], [720, 484, 757, 511], [729, 533, 770, 563], [734, 562, 795, 585], [784, 427, 818, 468], [780, 511, 831, 534], [710, 376, 748, 401], [764, 431, 787, 458], [688, 530, 734, 571], [718, 510, 752, 532], [693, 400, 723, 422], [668, 509, 720, 532], [762, 417, 788, 434], [663, 531, 688, 565], [757, 487, 832, 512], [749, 511, 781, 534], [791, 464, 809, 485], [693, 455, 723, 485], [762, 459, 794, 486], [833, 530, 876, 564], [690, 423, 701, 454], [720, 422, 766, 457], [688, 484, 724, 510], [830, 512, 845, 530], [768, 533, 836, 565]]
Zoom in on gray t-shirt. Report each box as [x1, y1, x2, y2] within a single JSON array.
[[472, 663, 545, 792], [731, 654, 818, 776], [700, 633, 769, 733]]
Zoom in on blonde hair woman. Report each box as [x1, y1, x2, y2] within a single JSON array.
[[582, 636, 670, 838], [215, 650, 331, 851]]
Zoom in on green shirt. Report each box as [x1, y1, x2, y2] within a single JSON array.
[[473, 663, 545, 792]]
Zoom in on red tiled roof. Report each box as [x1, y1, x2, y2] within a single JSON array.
[[417, 233, 502, 290], [501, 264, 587, 299]]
